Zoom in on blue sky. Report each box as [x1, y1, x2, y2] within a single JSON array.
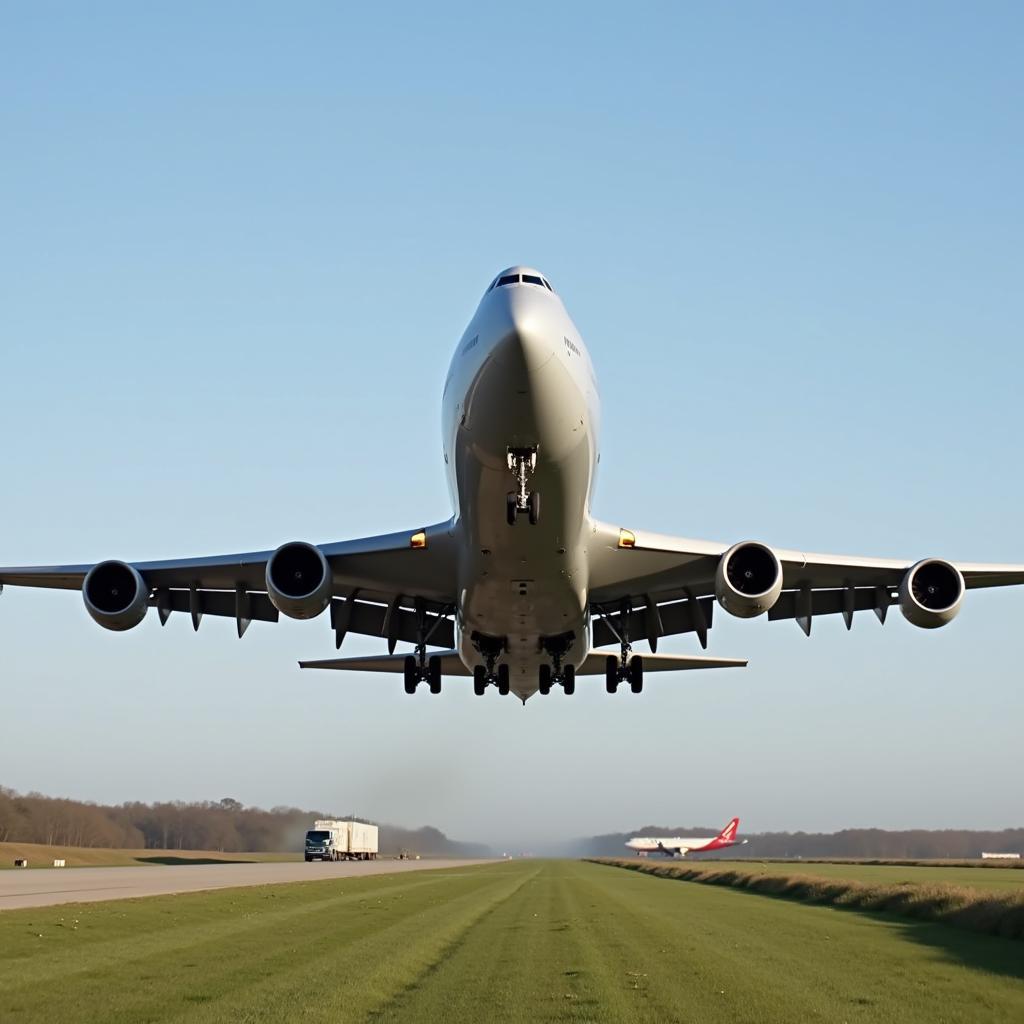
[[2, 3, 1022, 850]]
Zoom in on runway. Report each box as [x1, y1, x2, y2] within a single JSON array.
[[0, 858, 495, 910]]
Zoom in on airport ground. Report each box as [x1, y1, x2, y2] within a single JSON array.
[[1, 859, 1022, 1023], [0, 857, 491, 910]]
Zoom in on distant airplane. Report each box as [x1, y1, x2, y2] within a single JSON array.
[[2, 266, 1024, 702], [627, 817, 747, 857]]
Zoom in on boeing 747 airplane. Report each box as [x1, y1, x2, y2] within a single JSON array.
[[627, 818, 746, 857], [3, 267, 1023, 702]]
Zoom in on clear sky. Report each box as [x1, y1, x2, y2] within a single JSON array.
[[2, 3, 1022, 852]]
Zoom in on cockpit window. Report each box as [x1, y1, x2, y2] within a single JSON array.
[[497, 274, 520, 287], [542, 279, 553, 291], [522, 274, 545, 287]]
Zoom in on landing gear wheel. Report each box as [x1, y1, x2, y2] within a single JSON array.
[[538, 663, 552, 695], [562, 663, 576, 695], [506, 493, 518, 526], [428, 655, 442, 695], [528, 490, 540, 526], [497, 664, 510, 696], [629, 655, 644, 694], [605, 655, 619, 694], [473, 665, 488, 696], [403, 654, 418, 695]]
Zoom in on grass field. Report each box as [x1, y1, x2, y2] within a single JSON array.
[[598, 859, 1024, 940], [702, 860, 1024, 892], [1, 859, 1022, 1023], [0, 841, 299, 869]]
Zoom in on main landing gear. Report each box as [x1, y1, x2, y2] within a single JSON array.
[[403, 600, 443, 694], [538, 662, 575, 695], [506, 447, 540, 525], [605, 599, 644, 693], [472, 633, 510, 696], [404, 654, 442, 694], [537, 633, 575, 695], [605, 653, 643, 694], [473, 663, 510, 696]]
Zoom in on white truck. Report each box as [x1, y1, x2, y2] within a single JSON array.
[[304, 819, 379, 861]]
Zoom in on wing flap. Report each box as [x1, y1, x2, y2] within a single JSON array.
[[591, 596, 715, 649], [767, 585, 896, 624]]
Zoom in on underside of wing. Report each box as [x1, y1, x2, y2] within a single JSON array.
[[586, 518, 1024, 648], [0, 520, 459, 649]]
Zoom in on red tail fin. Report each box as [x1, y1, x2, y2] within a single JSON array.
[[696, 817, 741, 853], [717, 817, 739, 843]]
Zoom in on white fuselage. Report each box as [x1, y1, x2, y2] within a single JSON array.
[[441, 270, 600, 699], [625, 836, 723, 857]]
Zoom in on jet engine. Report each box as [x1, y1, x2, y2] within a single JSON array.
[[898, 558, 964, 629], [265, 541, 332, 619], [715, 541, 783, 618], [82, 560, 149, 631]]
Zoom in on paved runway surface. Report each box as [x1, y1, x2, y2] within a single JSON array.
[[0, 859, 495, 910]]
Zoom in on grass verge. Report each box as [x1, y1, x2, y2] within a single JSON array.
[[0, 841, 298, 869], [702, 859, 1024, 892], [592, 858, 1024, 940], [2, 860, 1023, 1023]]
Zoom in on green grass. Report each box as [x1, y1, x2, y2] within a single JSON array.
[[1, 860, 1022, 1023], [597, 859, 1024, 941], [0, 841, 300, 869], [706, 860, 1024, 892]]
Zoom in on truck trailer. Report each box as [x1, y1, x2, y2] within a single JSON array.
[[304, 819, 379, 861], [349, 821, 379, 860]]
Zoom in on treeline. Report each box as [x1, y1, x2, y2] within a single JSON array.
[[578, 826, 1024, 860], [0, 787, 490, 857]]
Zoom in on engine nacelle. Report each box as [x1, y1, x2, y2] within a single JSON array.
[[82, 560, 149, 631], [265, 541, 332, 620], [899, 558, 964, 629], [715, 541, 783, 618]]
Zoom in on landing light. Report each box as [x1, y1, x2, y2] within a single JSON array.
[[410, 531, 427, 549], [618, 529, 636, 549]]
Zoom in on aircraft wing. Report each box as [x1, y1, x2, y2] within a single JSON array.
[[301, 650, 472, 675], [0, 520, 459, 648], [300, 650, 745, 675], [586, 520, 1024, 648]]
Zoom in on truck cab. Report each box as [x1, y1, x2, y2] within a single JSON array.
[[304, 828, 338, 861]]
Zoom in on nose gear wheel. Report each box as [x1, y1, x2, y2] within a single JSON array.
[[506, 447, 540, 525]]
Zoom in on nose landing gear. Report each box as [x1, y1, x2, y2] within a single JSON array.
[[506, 447, 540, 525]]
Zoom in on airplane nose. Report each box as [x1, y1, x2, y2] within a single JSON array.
[[492, 291, 556, 374]]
